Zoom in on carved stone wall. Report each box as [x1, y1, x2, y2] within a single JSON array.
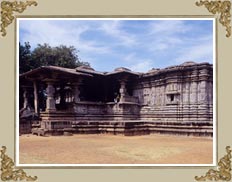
[[133, 62, 213, 123]]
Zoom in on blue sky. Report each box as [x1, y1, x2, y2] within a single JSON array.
[[19, 19, 214, 72]]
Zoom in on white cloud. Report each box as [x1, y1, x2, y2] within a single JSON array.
[[147, 36, 184, 53], [149, 20, 190, 35], [20, 21, 83, 46], [19, 19, 213, 71], [145, 20, 191, 52], [99, 21, 136, 46], [146, 20, 213, 65], [19, 20, 111, 55], [130, 60, 153, 72], [174, 42, 213, 63], [123, 53, 137, 62], [118, 51, 155, 72]]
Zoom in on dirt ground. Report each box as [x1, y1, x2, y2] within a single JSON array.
[[19, 134, 213, 164]]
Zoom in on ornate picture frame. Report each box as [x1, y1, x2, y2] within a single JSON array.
[[0, 0, 231, 181]]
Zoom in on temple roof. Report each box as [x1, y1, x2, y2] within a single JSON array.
[[143, 62, 212, 77], [75, 65, 105, 76], [75, 66, 141, 77], [20, 66, 92, 80], [105, 67, 141, 76], [20, 62, 212, 81], [180, 61, 197, 66]]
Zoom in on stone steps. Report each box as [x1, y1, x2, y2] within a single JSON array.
[[41, 120, 213, 137]]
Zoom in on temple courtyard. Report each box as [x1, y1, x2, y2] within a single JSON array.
[[19, 134, 213, 164]]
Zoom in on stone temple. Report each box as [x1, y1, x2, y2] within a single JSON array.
[[19, 61, 213, 136]]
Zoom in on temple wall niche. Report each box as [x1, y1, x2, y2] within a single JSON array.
[[142, 87, 151, 105], [133, 89, 144, 104], [134, 81, 186, 107]]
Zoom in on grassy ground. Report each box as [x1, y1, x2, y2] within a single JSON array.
[[19, 134, 213, 164]]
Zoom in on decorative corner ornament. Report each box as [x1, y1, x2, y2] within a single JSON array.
[[195, 146, 232, 181], [196, 0, 231, 38], [0, 0, 37, 37], [0, 146, 37, 181]]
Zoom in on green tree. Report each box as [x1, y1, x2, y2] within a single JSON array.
[[19, 42, 90, 74], [19, 42, 33, 74]]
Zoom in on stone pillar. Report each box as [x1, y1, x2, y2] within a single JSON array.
[[189, 70, 199, 122], [23, 88, 28, 108], [60, 85, 66, 106], [73, 84, 80, 103], [72, 79, 82, 103], [190, 69, 198, 104], [46, 82, 56, 112], [198, 68, 210, 122], [199, 68, 208, 104], [199, 81, 208, 103], [33, 81, 39, 114], [119, 80, 127, 102]]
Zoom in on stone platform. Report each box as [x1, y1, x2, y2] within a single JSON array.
[[34, 120, 213, 137]]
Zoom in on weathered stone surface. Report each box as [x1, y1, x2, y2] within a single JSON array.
[[20, 62, 213, 136], [45, 82, 56, 111]]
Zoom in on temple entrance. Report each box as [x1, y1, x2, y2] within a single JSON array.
[[80, 76, 106, 102], [104, 78, 120, 102]]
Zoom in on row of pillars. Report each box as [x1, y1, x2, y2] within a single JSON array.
[[45, 82, 82, 112], [22, 81, 81, 113], [22, 79, 129, 113], [22, 82, 39, 113]]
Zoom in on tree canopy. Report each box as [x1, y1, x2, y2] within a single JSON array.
[[19, 42, 90, 74]]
